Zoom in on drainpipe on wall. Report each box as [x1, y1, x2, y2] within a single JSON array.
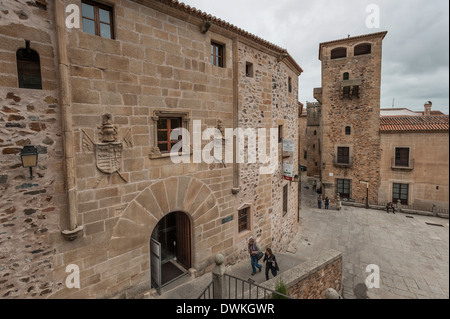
[[231, 37, 240, 195], [55, 0, 83, 240]]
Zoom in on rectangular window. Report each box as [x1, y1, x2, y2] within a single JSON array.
[[288, 77, 292, 93], [246, 62, 254, 77], [283, 185, 288, 216], [211, 42, 224, 67], [337, 147, 350, 164], [395, 148, 410, 167], [238, 207, 249, 233], [82, 0, 114, 39], [278, 125, 283, 143], [393, 183, 409, 205], [157, 117, 182, 153], [337, 179, 351, 199]]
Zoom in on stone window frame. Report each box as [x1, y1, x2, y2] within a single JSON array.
[[236, 203, 253, 241], [149, 110, 191, 159], [81, 0, 115, 39], [334, 144, 353, 167], [238, 205, 250, 233], [392, 183, 409, 205]]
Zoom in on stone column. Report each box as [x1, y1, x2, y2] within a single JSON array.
[[212, 254, 227, 299]]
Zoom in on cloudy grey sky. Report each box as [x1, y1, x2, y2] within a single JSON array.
[[181, 0, 449, 114]]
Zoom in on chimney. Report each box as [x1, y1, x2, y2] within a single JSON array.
[[424, 101, 432, 116]]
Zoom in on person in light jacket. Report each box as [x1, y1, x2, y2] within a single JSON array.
[[248, 238, 262, 276]]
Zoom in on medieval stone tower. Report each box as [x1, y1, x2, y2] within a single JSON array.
[[315, 31, 387, 203]]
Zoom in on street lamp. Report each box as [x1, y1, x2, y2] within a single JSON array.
[[20, 145, 39, 179]]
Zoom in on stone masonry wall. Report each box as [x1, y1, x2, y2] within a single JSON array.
[[0, 0, 65, 298], [260, 249, 343, 299], [1, 0, 300, 299], [379, 132, 449, 209], [234, 41, 299, 260]]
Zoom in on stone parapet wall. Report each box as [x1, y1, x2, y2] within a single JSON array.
[[260, 249, 343, 299]]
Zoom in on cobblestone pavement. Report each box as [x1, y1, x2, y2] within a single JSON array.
[[291, 175, 449, 299]]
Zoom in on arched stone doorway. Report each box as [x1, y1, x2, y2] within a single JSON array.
[[151, 211, 191, 290], [109, 176, 219, 293]]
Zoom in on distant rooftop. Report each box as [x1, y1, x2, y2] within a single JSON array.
[[381, 108, 446, 117], [380, 115, 449, 133]]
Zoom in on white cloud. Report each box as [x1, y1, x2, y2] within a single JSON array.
[[181, 0, 449, 114]]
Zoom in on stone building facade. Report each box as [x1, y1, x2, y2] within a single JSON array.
[[307, 32, 449, 210], [315, 32, 387, 203], [379, 106, 449, 210], [304, 102, 321, 178], [0, 0, 302, 298]]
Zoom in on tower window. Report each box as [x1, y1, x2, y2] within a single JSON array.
[[331, 47, 347, 59], [345, 126, 351, 135], [354, 43, 372, 56], [288, 77, 292, 93], [343, 72, 350, 80], [17, 42, 42, 90]]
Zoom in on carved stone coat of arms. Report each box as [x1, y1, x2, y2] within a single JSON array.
[[82, 114, 133, 187]]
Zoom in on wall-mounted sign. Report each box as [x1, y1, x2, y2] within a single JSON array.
[[282, 139, 295, 181], [222, 215, 233, 224]]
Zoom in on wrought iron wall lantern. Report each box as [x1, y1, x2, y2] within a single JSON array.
[[20, 145, 38, 179]]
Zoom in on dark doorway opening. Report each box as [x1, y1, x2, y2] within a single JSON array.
[[151, 212, 191, 291]]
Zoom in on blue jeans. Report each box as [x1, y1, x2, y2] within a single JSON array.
[[318, 202, 322, 209], [251, 255, 262, 274]]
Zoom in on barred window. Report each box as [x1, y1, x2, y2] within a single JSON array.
[[238, 207, 249, 233], [337, 147, 350, 164]]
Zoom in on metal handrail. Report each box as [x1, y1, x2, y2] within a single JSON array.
[[198, 281, 214, 300], [198, 274, 293, 300]]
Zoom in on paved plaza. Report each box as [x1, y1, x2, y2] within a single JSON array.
[[294, 177, 449, 299]]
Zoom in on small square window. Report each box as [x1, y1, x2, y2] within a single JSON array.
[[395, 148, 410, 167], [337, 147, 350, 164], [246, 62, 254, 77], [211, 42, 224, 67]]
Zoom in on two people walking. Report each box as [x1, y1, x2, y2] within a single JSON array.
[[248, 238, 279, 280], [318, 195, 330, 209]]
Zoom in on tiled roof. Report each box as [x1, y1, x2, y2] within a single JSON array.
[[380, 115, 449, 133], [144, 0, 303, 73]]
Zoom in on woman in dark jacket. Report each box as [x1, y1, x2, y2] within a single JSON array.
[[263, 248, 279, 281]]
